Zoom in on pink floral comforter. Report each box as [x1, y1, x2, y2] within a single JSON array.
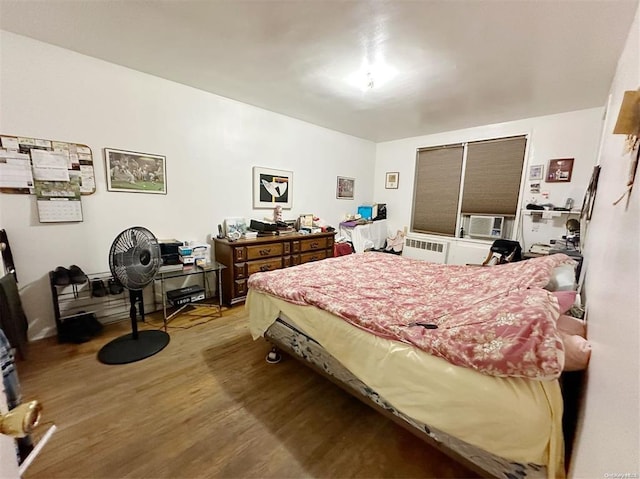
[[248, 253, 576, 379]]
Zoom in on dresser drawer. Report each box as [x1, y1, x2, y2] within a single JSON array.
[[247, 257, 283, 275], [234, 279, 247, 298], [233, 263, 246, 279], [246, 243, 283, 260], [300, 237, 327, 252], [300, 250, 327, 264], [233, 247, 246, 262]]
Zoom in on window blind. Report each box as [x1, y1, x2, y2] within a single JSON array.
[[412, 145, 464, 236], [461, 136, 526, 215]]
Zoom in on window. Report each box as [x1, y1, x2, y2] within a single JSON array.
[[411, 136, 526, 237], [412, 144, 463, 236]]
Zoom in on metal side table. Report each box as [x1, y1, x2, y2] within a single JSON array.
[[154, 261, 226, 329]]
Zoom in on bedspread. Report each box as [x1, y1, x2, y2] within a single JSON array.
[[247, 252, 575, 379]]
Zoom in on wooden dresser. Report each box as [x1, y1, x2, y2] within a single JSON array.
[[214, 231, 335, 305]]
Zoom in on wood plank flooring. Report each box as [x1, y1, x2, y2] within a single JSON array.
[[17, 306, 479, 479]]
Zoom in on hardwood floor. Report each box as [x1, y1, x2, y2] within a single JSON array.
[[17, 306, 479, 479]]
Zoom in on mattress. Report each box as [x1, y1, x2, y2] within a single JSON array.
[[247, 289, 564, 478]]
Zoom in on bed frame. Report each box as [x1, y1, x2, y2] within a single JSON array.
[[264, 317, 548, 479]]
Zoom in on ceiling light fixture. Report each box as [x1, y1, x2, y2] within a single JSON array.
[[348, 61, 397, 92], [366, 72, 375, 89]]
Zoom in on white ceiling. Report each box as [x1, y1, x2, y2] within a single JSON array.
[[0, 0, 637, 142]]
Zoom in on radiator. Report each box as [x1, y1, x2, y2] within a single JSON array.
[[402, 235, 449, 263]]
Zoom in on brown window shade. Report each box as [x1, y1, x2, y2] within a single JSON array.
[[461, 136, 526, 215], [412, 146, 463, 236]]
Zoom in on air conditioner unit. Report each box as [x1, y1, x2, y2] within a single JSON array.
[[468, 216, 504, 239], [402, 235, 449, 263]]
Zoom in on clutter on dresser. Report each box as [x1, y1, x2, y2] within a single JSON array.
[[223, 217, 248, 240]]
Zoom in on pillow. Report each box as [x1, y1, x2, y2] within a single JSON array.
[[560, 331, 591, 371], [553, 291, 577, 314], [557, 314, 586, 338], [544, 264, 577, 291]]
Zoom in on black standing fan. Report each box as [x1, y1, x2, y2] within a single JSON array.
[[97, 227, 170, 365]]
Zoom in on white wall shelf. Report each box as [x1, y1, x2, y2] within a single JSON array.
[[522, 209, 581, 218]]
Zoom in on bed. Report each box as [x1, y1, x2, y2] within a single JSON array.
[[246, 252, 578, 479]]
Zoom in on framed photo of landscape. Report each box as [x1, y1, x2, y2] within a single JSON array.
[[105, 148, 166, 194]]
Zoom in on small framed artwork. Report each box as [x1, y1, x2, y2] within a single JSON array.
[[253, 166, 292, 209], [336, 176, 355, 200], [584, 165, 601, 220], [529, 164, 544, 181], [299, 214, 313, 228], [223, 217, 247, 240], [530, 182, 541, 193], [105, 148, 166, 194], [546, 158, 574, 183], [385, 171, 399, 189]]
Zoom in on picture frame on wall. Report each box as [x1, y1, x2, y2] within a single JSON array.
[[546, 158, 574, 183], [253, 166, 293, 209], [336, 176, 355, 199], [529, 164, 544, 181], [104, 148, 166, 194], [385, 171, 399, 189]]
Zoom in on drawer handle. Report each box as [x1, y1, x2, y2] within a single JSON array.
[[259, 249, 271, 256], [310, 242, 319, 248], [260, 265, 271, 272], [309, 256, 318, 261]]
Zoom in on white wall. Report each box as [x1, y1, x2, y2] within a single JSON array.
[[570, 4, 640, 477], [374, 108, 604, 251], [0, 31, 375, 340]]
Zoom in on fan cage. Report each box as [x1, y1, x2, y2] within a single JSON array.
[[109, 227, 161, 290]]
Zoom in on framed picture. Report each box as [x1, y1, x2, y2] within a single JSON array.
[[546, 158, 574, 183], [104, 148, 166, 194], [299, 214, 313, 228], [223, 217, 247, 240], [529, 164, 544, 181], [253, 166, 292, 209], [336, 176, 355, 199], [583, 165, 601, 220], [385, 171, 399, 189]]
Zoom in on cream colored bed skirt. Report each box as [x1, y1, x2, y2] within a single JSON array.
[[246, 289, 565, 478]]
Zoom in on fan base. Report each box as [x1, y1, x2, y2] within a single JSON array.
[[97, 330, 170, 365]]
